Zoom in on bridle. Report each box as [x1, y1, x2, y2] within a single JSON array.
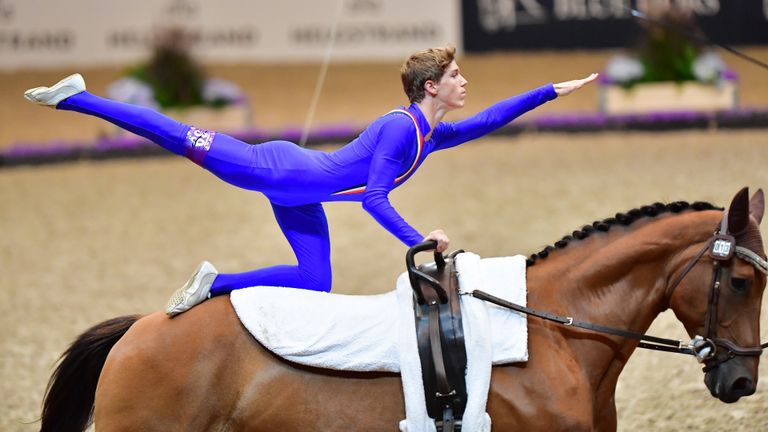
[[468, 217, 768, 368], [665, 216, 768, 370]]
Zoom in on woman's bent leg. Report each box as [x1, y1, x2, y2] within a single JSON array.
[[209, 202, 332, 295]]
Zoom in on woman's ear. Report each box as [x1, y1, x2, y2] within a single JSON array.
[[423, 79, 438, 97]]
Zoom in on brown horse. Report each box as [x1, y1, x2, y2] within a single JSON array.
[[40, 187, 767, 432]]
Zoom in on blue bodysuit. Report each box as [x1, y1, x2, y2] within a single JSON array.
[[57, 84, 557, 295]]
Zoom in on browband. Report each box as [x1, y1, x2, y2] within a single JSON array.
[[735, 246, 768, 275]]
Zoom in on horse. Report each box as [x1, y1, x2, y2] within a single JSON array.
[[40, 187, 767, 431]]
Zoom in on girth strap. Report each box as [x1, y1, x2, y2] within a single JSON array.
[[427, 301, 456, 431], [408, 243, 468, 432], [428, 301, 454, 400]]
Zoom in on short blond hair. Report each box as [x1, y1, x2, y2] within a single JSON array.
[[400, 45, 456, 103]]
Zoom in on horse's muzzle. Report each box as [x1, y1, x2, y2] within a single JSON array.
[[704, 359, 757, 403]]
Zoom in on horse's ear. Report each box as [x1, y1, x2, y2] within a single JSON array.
[[749, 188, 764, 225], [727, 187, 750, 234]]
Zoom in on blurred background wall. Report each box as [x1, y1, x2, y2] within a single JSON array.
[[0, 0, 459, 68], [2, 0, 767, 154], [4, 0, 766, 69]]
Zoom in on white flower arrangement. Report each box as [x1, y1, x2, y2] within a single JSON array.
[[202, 78, 246, 106], [604, 51, 728, 86], [692, 51, 726, 83], [107, 76, 245, 109], [605, 55, 645, 85], [106, 77, 160, 109]]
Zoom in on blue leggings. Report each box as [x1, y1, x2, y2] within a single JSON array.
[[57, 92, 332, 295]]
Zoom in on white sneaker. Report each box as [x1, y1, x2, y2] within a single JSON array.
[[24, 73, 86, 107], [165, 261, 218, 318]]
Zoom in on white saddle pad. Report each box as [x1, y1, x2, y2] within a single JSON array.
[[233, 287, 401, 371], [229, 253, 528, 371]]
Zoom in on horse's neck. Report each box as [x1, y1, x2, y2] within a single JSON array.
[[525, 211, 719, 384]]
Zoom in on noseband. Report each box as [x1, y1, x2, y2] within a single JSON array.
[[666, 216, 768, 370]]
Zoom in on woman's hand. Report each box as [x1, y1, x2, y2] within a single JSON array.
[[424, 229, 450, 253], [554, 73, 599, 97]]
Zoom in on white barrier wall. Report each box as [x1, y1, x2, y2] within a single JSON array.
[[0, 0, 461, 70]]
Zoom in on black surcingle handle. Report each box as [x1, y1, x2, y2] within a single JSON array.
[[406, 240, 448, 304]]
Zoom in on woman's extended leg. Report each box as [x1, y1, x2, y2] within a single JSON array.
[[59, 90, 296, 193], [57, 90, 288, 192], [56, 92, 213, 162], [25, 73, 213, 164], [210, 202, 333, 295]]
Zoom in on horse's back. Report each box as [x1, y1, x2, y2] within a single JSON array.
[[94, 296, 406, 431]]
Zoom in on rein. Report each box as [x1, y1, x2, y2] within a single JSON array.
[[471, 220, 768, 364], [470, 289, 698, 355]]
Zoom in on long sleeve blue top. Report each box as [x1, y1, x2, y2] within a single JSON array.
[[253, 83, 557, 246]]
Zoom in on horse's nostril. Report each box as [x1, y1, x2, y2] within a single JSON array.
[[731, 376, 755, 396]]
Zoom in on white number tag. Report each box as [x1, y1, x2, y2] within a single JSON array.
[[710, 235, 735, 260]]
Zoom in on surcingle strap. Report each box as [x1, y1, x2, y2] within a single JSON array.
[[410, 249, 468, 432]]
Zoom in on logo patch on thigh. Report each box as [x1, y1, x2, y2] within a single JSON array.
[[185, 127, 216, 166]]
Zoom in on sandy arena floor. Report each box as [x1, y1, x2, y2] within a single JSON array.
[[2, 130, 768, 431]]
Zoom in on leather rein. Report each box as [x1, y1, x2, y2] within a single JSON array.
[[470, 219, 768, 366]]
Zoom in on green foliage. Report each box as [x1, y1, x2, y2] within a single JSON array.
[[126, 29, 206, 109], [636, 8, 702, 84], [639, 32, 699, 83]]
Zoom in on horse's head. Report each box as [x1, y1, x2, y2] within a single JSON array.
[[668, 187, 767, 403]]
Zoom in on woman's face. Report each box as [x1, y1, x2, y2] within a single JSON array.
[[435, 60, 468, 110]]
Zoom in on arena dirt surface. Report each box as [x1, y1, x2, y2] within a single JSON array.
[[2, 130, 768, 431], [2, 51, 768, 431]]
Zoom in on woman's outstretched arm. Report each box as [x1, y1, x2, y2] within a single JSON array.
[[433, 73, 598, 150]]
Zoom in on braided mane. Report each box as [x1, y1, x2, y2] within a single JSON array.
[[526, 201, 722, 267]]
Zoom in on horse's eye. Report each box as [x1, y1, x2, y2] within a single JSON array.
[[730, 277, 751, 293]]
